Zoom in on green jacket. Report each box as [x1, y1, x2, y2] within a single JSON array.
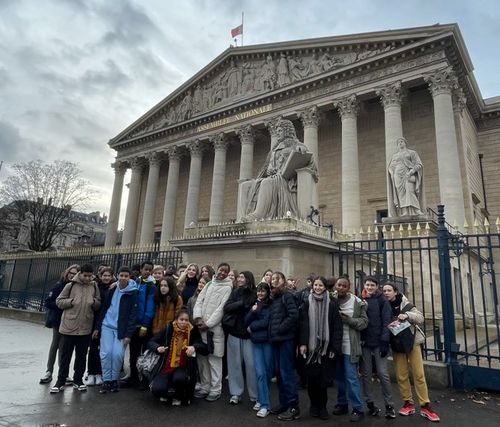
[[340, 294, 368, 363]]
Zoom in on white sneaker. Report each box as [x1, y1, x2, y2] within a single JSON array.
[[85, 375, 96, 386], [160, 397, 168, 402], [171, 399, 181, 406], [253, 402, 262, 411], [256, 408, 270, 418], [229, 395, 240, 404], [94, 375, 103, 386]]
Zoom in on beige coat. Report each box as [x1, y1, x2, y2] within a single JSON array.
[[56, 274, 101, 335], [398, 294, 425, 346]]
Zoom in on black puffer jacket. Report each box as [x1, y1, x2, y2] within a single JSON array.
[[269, 290, 299, 343], [361, 290, 392, 348], [44, 281, 66, 328], [223, 286, 256, 339]]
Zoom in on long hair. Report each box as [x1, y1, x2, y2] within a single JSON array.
[[240, 271, 256, 290], [155, 276, 179, 307], [176, 263, 199, 291], [61, 264, 80, 283]]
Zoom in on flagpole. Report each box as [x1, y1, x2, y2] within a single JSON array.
[[241, 11, 244, 46]]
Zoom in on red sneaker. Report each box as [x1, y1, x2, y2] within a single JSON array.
[[420, 405, 440, 422], [398, 401, 416, 416]]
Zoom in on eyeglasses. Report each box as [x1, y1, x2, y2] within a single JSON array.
[[68, 271, 77, 275]]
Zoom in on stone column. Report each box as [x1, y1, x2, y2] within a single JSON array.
[[209, 133, 229, 225], [265, 116, 282, 149], [139, 152, 162, 245], [121, 158, 144, 246], [236, 125, 255, 221], [184, 140, 204, 228], [424, 67, 466, 227], [160, 146, 181, 245], [376, 81, 405, 218], [334, 95, 361, 234], [104, 161, 127, 247], [299, 105, 321, 210]]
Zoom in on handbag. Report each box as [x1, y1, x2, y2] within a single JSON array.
[[136, 349, 161, 382], [389, 305, 416, 354], [222, 311, 237, 332]]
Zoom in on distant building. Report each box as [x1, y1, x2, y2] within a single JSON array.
[[0, 201, 107, 252]]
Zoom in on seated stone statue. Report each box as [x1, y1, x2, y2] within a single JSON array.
[[388, 137, 425, 217], [244, 119, 316, 220]]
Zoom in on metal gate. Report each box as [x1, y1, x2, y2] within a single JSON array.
[[335, 205, 500, 391]]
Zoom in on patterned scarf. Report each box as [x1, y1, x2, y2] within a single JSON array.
[[164, 321, 192, 373], [307, 291, 330, 364]]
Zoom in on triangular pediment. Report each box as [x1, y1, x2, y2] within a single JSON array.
[[110, 24, 466, 146]]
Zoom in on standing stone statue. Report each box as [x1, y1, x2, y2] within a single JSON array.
[[388, 137, 425, 217], [225, 59, 242, 98], [244, 119, 316, 220]]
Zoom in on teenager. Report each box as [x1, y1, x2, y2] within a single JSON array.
[[246, 282, 273, 418], [152, 276, 183, 335], [177, 263, 199, 305], [223, 271, 257, 405], [50, 264, 100, 393], [86, 267, 113, 386], [200, 265, 215, 282], [261, 269, 273, 285], [193, 262, 233, 402], [148, 308, 208, 405], [123, 260, 156, 389], [382, 282, 440, 422], [360, 277, 395, 418], [299, 276, 343, 420], [152, 265, 165, 283], [228, 270, 239, 289], [269, 271, 300, 421], [97, 266, 138, 393], [332, 276, 368, 422], [40, 264, 80, 384], [187, 276, 206, 322]]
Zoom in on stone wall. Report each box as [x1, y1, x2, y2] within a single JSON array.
[[478, 127, 500, 220]]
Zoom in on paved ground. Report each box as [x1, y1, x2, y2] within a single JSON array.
[[0, 317, 499, 427]]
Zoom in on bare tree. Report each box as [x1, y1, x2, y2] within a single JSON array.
[[0, 160, 96, 251]]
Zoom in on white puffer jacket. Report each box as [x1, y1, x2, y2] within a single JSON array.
[[193, 277, 233, 357]]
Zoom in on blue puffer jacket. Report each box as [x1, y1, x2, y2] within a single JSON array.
[[245, 300, 271, 344], [135, 276, 156, 328], [361, 290, 392, 348]]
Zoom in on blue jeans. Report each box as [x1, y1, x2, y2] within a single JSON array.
[[336, 354, 364, 412], [273, 339, 298, 408], [100, 326, 126, 382], [252, 342, 273, 409]]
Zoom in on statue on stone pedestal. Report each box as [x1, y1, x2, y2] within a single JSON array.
[[244, 119, 316, 221], [388, 137, 425, 217]]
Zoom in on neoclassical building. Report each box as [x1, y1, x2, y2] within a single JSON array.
[[105, 23, 500, 250]]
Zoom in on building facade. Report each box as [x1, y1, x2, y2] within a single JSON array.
[[105, 24, 500, 248]]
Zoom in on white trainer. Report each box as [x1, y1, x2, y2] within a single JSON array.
[[94, 375, 103, 386], [85, 375, 96, 386]]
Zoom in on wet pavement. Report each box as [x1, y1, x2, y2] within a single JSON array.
[[0, 317, 499, 427]]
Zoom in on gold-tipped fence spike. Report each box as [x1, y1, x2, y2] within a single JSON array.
[[359, 227, 364, 235], [367, 226, 372, 235], [407, 223, 413, 231], [464, 219, 469, 230], [473, 218, 480, 228], [425, 222, 430, 231], [496, 217, 500, 232], [484, 217, 490, 228], [382, 225, 387, 233]]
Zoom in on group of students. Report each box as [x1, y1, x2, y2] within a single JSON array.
[[40, 261, 440, 422]]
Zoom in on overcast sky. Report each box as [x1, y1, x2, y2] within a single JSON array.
[[1, 0, 499, 228]]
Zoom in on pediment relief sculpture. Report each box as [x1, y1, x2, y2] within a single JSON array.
[[127, 45, 394, 139]]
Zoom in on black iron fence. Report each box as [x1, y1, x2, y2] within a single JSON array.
[[0, 247, 183, 312], [334, 205, 500, 390]]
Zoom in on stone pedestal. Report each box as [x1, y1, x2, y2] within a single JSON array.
[[171, 219, 334, 282], [296, 167, 317, 219]]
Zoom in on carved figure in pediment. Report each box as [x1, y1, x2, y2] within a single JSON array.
[[277, 52, 291, 87], [304, 52, 323, 76], [225, 59, 242, 98], [193, 84, 203, 113], [318, 53, 341, 72], [177, 90, 193, 122], [242, 62, 256, 94], [288, 56, 307, 82], [203, 83, 213, 111], [213, 75, 226, 104], [257, 54, 276, 92]]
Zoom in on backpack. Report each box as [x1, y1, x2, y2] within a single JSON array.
[[137, 324, 169, 382]]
